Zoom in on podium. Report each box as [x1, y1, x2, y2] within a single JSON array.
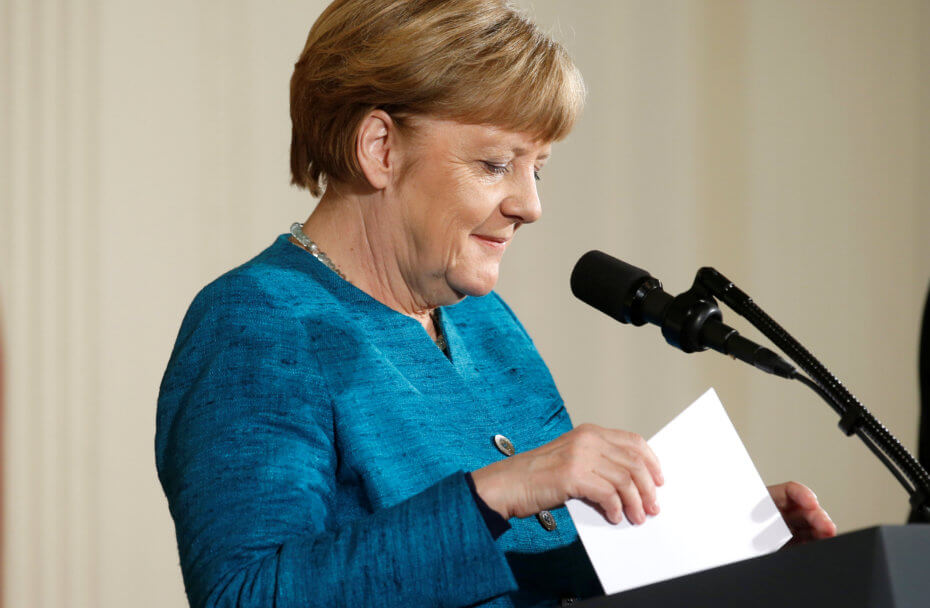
[[577, 526, 930, 607]]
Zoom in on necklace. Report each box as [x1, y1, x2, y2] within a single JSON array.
[[289, 222, 448, 354], [290, 222, 347, 280]]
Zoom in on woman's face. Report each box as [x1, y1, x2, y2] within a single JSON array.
[[392, 117, 550, 304]]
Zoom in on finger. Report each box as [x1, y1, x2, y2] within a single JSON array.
[[575, 474, 626, 525], [600, 428, 663, 486], [809, 509, 837, 539], [592, 463, 647, 525], [783, 481, 819, 511], [767, 483, 790, 510], [601, 444, 659, 515], [782, 506, 836, 539], [768, 481, 817, 511], [785, 528, 815, 547], [782, 510, 814, 532]]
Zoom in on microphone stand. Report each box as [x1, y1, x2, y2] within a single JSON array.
[[690, 267, 930, 523]]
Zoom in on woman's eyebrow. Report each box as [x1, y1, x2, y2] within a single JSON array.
[[472, 141, 550, 159], [513, 145, 551, 159], [496, 146, 551, 160]]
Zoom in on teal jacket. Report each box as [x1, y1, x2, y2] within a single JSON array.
[[155, 235, 600, 607]]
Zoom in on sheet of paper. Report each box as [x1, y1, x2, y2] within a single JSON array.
[[566, 387, 791, 595]]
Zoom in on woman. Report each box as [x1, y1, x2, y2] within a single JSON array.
[[155, 1, 836, 606]]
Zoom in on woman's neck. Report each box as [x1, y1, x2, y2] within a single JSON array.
[[298, 191, 438, 333]]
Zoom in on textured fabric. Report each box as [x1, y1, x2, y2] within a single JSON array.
[[155, 234, 601, 607], [466, 471, 512, 539]]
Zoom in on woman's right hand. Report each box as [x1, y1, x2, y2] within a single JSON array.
[[470, 423, 663, 525]]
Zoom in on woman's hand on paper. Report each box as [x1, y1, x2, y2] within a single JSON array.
[[471, 424, 664, 526], [767, 481, 837, 545]]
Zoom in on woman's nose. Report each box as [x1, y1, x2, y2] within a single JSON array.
[[500, 169, 542, 225]]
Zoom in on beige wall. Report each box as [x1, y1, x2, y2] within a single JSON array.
[[2, 1, 928, 606]]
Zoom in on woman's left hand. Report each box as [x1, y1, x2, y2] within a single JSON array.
[[768, 481, 837, 546]]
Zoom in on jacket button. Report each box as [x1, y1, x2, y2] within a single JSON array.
[[493, 434, 515, 457], [537, 510, 557, 531], [560, 597, 577, 607]]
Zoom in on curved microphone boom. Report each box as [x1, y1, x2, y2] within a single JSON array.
[[570, 250, 795, 378], [570, 249, 930, 521]]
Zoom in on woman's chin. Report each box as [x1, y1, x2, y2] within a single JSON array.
[[448, 268, 499, 298]]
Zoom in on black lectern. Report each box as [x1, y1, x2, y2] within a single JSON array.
[[577, 526, 930, 608]]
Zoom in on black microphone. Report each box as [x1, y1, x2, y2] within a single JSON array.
[[570, 250, 796, 378]]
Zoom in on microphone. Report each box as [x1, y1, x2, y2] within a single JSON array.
[[570, 250, 796, 378]]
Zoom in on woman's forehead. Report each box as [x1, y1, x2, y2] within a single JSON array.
[[415, 117, 551, 157]]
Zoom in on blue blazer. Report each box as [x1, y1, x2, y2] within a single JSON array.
[[156, 235, 600, 607]]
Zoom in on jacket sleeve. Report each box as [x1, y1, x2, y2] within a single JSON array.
[[155, 275, 517, 607]]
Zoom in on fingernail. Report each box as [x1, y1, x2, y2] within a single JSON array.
[[650, 502, 660, 515]]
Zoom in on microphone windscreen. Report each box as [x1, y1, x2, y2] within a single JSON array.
[[570, 250, 652, 324]]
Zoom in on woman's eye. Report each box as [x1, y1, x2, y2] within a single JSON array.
[[482, 161, 541, 181], [483, 162, 510, 175]]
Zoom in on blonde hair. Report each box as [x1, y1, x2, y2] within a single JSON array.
[[290, 0, 585, 197]]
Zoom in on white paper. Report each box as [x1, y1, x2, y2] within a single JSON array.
[[566, 388, 791, 595]]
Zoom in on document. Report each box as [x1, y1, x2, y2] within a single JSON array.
[[565, 388, 791, 595]]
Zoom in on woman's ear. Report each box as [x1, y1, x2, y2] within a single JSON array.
[[355, 109, 397, 191]]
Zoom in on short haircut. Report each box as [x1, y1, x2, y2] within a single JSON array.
[[290, 0, 585, 197]]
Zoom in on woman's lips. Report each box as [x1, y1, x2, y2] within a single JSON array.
[[472, 234, 510, 249]]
